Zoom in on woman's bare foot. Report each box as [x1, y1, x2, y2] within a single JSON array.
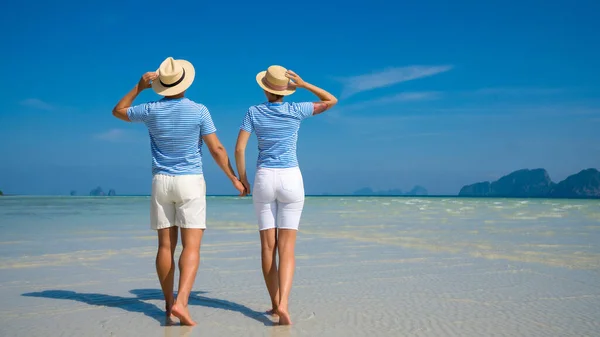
[[277, 308, 292, 325], [266, 308, 279, 316], [171, 302, 197, 326]]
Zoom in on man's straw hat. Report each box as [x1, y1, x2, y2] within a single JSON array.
[[152, 57, 195, 96], [256, 65, 296, 96]]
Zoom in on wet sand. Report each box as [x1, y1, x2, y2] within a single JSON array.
[[1, 196, 599, 336]]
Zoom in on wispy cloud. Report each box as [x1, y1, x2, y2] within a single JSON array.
[[337, 65, 453, 98], [327, 103, 600, 130], [339, 91, 442, 112], [375, 91, 443, 103], [338, 87, 576, 114], [470, 87, 565, 96], [20, 98, 56, 111], [94, 129, 130, 142]]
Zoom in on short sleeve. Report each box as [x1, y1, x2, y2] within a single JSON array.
[[198, 105, 217, 136], [127, 104, 150, 123], [291, 102, 314, 119], [240, 109, 254, 133]]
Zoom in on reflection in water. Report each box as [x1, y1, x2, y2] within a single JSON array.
[[270, 325, 292, 337], [164, 325, 193, 337]]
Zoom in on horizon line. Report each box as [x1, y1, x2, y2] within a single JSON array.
[[1, 194, 599, 200]]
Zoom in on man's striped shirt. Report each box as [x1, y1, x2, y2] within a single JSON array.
[[127, 97, 216, 175]]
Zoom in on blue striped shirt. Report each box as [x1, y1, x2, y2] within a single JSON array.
[[127, 97, 216, 175], [240, 101, 314, 168]]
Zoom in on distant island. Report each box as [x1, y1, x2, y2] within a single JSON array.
[[88, 187, 117, 196], [353, 185, 428, 196], [0, 189, 3, 196], [459, 168, 600, 198]]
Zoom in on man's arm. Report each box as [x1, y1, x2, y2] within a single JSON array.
[[112, 72, 158, 121], [203, 133, 245, 196], [235, 130, 252, 195]]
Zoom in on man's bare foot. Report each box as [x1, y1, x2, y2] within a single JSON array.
[[165, 315, 176, 326], [266, 308, 279, 316], [165, 301, 176, 323], [171, 302, 197, 326], [277, 309, 292, 325]]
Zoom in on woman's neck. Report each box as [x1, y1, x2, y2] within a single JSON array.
[[165, 93, 185, 100]]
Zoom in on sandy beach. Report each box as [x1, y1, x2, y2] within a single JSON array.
[[1, 196, 599, 336]]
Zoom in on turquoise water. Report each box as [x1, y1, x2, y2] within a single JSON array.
[[1, 196, 599, 336], [2, 196, 598, 260]]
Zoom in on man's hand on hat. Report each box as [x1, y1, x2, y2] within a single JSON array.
[[286, 70, 306, 89], [137, 72, 159, 91]]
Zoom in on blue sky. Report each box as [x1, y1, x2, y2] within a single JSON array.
[[1, 0, 599, 195]]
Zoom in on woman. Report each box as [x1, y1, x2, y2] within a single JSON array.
[[112, 57, 245, 326], [235, 65, 338, 325]]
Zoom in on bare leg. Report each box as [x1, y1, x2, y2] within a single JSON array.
[[260, 228, 280, 314], [171, 228, 204, 326], [276, 229, 297, 325], [156, 227, 178, 320]]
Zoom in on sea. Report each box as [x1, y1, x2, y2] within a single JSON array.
[[0, 196, 599, 336]]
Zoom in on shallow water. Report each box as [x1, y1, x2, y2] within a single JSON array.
[[1, 196, 599, 336]]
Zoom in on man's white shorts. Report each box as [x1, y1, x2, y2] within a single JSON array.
[[151, 174, 206, 230], [252, 167, 305, 231]]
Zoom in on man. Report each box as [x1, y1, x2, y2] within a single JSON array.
[[112, 56, 244, 326]]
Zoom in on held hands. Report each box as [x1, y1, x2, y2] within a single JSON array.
[[285, 70, 306, 89], [137, 72, 158, 91], [240, 178, 251, 197], [232, 178, 246, 197]]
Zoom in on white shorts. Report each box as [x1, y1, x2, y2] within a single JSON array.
[[151, 174, 206, 230], [252, 167, 305, 231]]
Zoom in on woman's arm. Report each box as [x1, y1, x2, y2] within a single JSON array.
[[286, 70, 338, 115], [203, 133, 245, 196], [235, 130, 252, 195]]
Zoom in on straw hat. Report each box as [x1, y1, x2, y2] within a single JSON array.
[[152, 57, 195, 96], [256, 65, 296, 96]]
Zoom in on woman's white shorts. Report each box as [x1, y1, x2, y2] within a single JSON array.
[[252, 167, 305, 231]]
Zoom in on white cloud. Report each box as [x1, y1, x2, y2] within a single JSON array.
[[337, 65, 453, 98], [369, 132, 449, 142], [339, 91, 442, 112], [94, 129, 129, 142], [20, 98, 56, 111], [470, 87, 565, 96]]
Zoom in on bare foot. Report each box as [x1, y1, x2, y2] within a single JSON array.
[[171, 302, 197, 326], [166, 301, 173, 316], [266, 308, 279, 316], [277, 309, 292, 325], [165, 315, 176, 326], [165, 302, 176, 324]]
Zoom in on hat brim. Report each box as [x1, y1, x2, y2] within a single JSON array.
[[256, 71, 296, 96], [152, 60, 195, 96]]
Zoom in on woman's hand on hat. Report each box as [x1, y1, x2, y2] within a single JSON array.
[[285, 70, 306, 89], [137, 72, 159, 91]]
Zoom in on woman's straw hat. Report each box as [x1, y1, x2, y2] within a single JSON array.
[[152, 57, 195, 96], [256, 65, 296, 96]]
